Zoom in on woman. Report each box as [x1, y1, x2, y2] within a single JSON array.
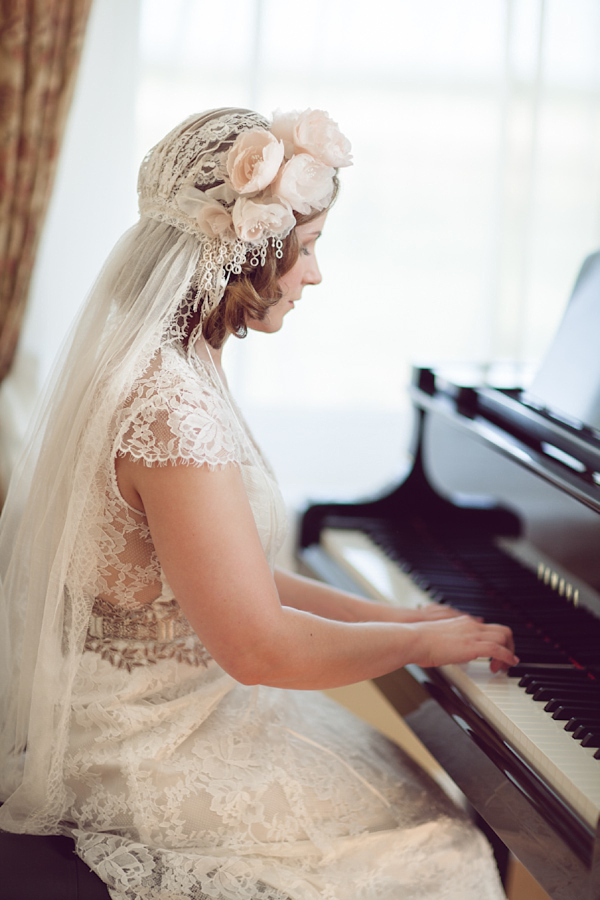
[[0, 108, 515, 899]]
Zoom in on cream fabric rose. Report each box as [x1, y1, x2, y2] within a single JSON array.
[[205, 183, 237, 205], [176, 185, 234, 237], [226, 129, 285, 194], [272, 108, 352, 168], [232, 196, 295, 243], [273, 154, 335, 214], [195, 202, 234, 238], [269, 110, 298, 158]]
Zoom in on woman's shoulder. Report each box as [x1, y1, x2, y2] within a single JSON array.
[[136, 343, 208, 389], [127, 344, 226, 410], [113, 344, 241, 468]]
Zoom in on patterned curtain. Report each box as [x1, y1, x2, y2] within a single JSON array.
[[0, 0, 92, 383]]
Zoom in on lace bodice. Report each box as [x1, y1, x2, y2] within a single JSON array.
[[77, 344, 287, 669]]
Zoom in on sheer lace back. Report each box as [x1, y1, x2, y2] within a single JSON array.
[[91, 344, 286, 614]]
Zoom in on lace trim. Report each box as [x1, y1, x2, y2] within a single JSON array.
[[84, 597, 212, 672]]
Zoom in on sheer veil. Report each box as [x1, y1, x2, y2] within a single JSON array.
[[0, 219, 205, 830], [0, 109, 269, 832]]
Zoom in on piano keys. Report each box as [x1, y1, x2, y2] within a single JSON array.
[[316, 527, 600, 829], [297, 254, 600, 900]]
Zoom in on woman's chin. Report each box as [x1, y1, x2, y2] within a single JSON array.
[[246, 316, 286, 335]]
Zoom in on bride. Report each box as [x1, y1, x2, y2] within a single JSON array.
[[0, 107, 515, 899]]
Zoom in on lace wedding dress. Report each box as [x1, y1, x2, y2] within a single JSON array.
[[54, 342, 506, 900]]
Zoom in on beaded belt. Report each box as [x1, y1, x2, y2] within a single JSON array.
[[87, 596, 195, 642], [84, 597, 211, 671]]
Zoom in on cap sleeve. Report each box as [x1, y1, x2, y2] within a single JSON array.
[[113, 353, 242, 469]]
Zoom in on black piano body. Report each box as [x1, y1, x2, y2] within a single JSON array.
[[297, 255, 600, 900]]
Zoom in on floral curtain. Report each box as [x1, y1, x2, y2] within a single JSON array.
[[0, 0, 92, 383]]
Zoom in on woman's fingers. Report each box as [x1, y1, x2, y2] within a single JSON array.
[[414, 615, 518, 669], [418, 603, 465, 621], [475, 622, 518, 671]]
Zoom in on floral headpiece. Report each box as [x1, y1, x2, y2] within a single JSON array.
[[138, 107, 352, 322], [176, 108, 352, 249]]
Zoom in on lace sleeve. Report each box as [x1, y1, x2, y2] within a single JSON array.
[[113, 355, 242, 469]]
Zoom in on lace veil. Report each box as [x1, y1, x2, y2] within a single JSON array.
[[0, 106, 351, 833]]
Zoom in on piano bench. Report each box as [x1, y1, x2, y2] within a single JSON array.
[[0, 830, 110, 900]]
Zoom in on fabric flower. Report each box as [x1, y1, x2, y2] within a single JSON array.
[[176, 185, 234, 238], [270, 109, 300, 158], [205, 183, 237, 205], [232, 196, 295, 243], [226, 128, 285, 194], [273, 153, 335, 214], [274, 108, 352, 168]]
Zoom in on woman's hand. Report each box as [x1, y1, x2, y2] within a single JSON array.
[[409, 615, 517, 673], [390, 603, 465, 623]]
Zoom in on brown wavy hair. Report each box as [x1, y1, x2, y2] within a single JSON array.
[[186, 178, 339, 350]]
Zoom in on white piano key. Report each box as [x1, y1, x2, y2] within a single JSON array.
[[321, 527, 600, 831], [442, 660, 600, 830]]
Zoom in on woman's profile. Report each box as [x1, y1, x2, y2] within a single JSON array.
[[0, 107, 515, 899]]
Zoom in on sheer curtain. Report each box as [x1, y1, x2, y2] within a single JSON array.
[[0, 0, 93, 497], [138, 0, 600, 508], [0, 0, 92, 384]]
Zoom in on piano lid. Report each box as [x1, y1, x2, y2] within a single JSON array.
[[525, 250, 600, 432]]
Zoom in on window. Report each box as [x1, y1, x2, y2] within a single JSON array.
[[138, 0, 600, 505], [10, 0, 599, 507]]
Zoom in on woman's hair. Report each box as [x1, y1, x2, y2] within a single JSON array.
[[197, 178, 339, 349]]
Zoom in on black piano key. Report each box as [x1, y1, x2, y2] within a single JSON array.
[[509, 663, 582, 677], [531, 680, 600, 694], [522, 675, 592, 691], [550, 705, 600, 721], [559, 710, 600, 722], [577, 731, 600, 748], [532, 686, 600, 702], [544, 692, 600, 706], [520, 673, 593, 690], [545, 696, 600, 712], [576, 718, 600, 731], [520, 650, 570, 665], [566, 717, 600, 733]]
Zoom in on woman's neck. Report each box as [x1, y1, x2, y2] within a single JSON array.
[[194, 333, 227, 379]]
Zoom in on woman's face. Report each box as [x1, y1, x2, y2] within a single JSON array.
[[246, 212, 327, 335]]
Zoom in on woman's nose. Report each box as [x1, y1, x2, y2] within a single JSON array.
[[306, 258, 322, 285]]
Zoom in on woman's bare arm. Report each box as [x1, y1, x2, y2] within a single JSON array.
[[274, 567, 463, 623], [118, 458, 518, 689]]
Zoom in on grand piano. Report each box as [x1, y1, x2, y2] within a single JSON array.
[[297, 252, 600, 900]]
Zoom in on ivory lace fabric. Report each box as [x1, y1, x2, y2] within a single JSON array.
[[45, 344, 505, 900]]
